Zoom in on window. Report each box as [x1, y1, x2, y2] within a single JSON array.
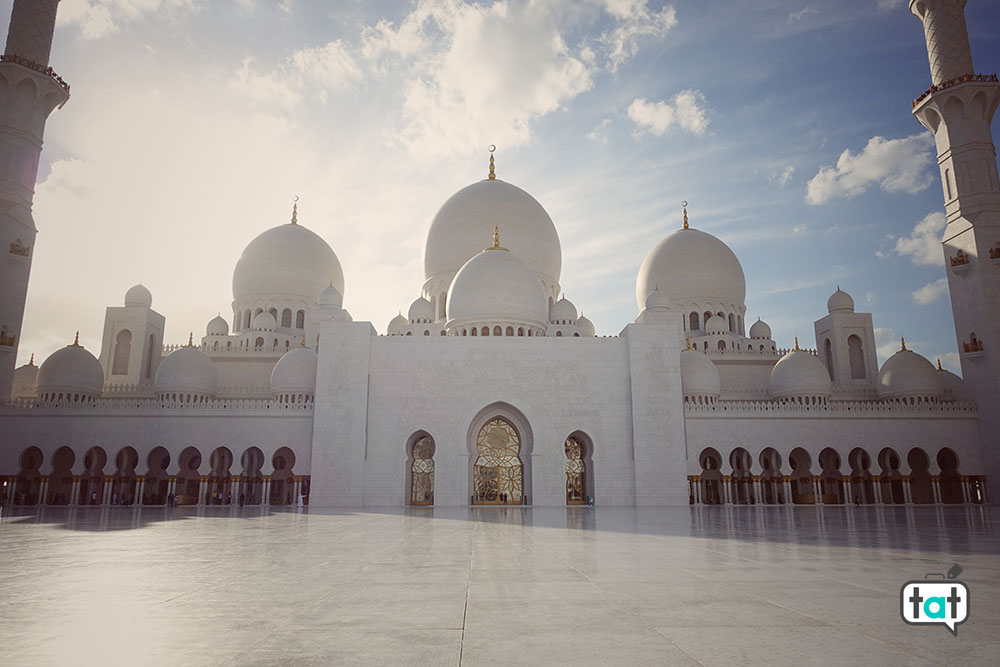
[[144, 335, 156, 378], [689, 312, 699, 330], [112, 330, 132, 375], [493, 326, 502, 336], [281, 309, 292, 328], [824, 339, 834, 380], [506, 326, 514, 336], [848, 335, 866, 379], [296, 310, 305, 328]]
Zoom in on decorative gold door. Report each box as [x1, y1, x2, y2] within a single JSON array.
[[410, 437, 435, 505], [565, 438, 586, 505], [473, 418, 523, 504]]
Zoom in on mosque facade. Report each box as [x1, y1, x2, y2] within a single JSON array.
[[0, 0, 996, 509]]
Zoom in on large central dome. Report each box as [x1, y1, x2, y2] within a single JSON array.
[[424, 179, 562, 294], [233, 222, 345, 303]]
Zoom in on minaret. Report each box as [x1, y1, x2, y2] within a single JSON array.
[[0, 0, 68, 402], [910, 0, 1000, 497]]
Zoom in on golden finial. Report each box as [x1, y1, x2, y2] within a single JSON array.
[[72, 331, 79, 346], [487, 226, 508, 251], [900, 337, 907, 351], [29, 353, 34, 366], [291, 196, 299, 225], [488, 145, 496, 180], [187, 332, 194, 347], [686, 336, 692, 351], [299, 333, 308, 348], [682, 201, 689, 230], [794, 336, 800, 351], [937, 358, 943, 371]]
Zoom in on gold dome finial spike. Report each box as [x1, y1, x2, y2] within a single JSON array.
[[291, 195, 299, 225], [900, 337, 907, 351], [493, 225, 500, 248], [73, 331, 79, 346], [794, 336, 800, 351], [937, 358, 943, 371], [299, 333, 308, 348], [685, 336, 692, 351], [187, 332, 194, 347], [682, 201, 689, 230], [488, 145, 496, 180], [29, 353, 34, 366]]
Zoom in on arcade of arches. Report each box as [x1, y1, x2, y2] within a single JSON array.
[[691, 446, 987, 506], [3, 445, 309, 507]]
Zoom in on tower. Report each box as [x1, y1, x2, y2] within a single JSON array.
[[813, 289, 878, 396], [97, 285, 165, 392], [0, 0, 68, 402], [910, 0, 1000, 492]]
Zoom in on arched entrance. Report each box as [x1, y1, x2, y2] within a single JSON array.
[[759, 448, 783, 504], [699, 447, 724, 504], [239, 447, 264, 505], [14, 446, 43, 505], [908, 448, 934, 504], [48, 446, 75, 505], [270, 447, 296, 505], [818, 448, 844, 504], [176, 447, 203, 504], [112, 447, 138, 505], [79, 446, 107, 505], [729, 447, 754, 504], [848, 447, 875, 504], [472, 417, 524, 505], [207, 447, 233, 505], [937, 448, 963, 504], [788, 448, 814, 504], [407, 434, 435, 506], [878, 447, 904, 504], [564, 437, 586, 505], [144, 447, 170, 505]]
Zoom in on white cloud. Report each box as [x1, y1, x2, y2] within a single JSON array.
[[791, 223, 806, 235], [228, 56, 303, 109], [874, 326, 900, 362], [627, 91, 709, 136], [935, 352, 961, 374], [805, 133, 935, 204], [788, 7, 816, 24], [912, 277, 949, 305], [887, 211, 946, 266], [278, 0, 294, 14], [876, 0, 905, 10], [228, 41, 361, 108], [291, 41, 362, 92], [597, 1, 677, 72], [58, 0, 199, 39], [865, 291, 876, 306], [767, 165, 795, 187], [586, 118, 611, 143]]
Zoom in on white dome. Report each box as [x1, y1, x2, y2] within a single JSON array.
[[680, 348, 721, 399], [827, 288, 855, 313], [252, 311, 276, 331], [387, 313, 407, 335], [206, 315, 229, 336], [270, 346, 318, 396], [155, 345, 217, 397], [636, 227, 746, 311], [318, 285, 343, 309], [447, 245, 548, 328], [124, 283, 152, 308], [878, 348, 941, 399], [937, 367, 969, 402], [705, 315, 728, 334], [233, 222, 345, 303], [749, 318, 771, 339], [408, 297, 434, 323], [549, 296, 577, 322], [770, 349, 832, 399], [424, 179, 561, 290], [577, 314, 595, 337], [644, 288, 672, 311], [36, 340, 104, 397]]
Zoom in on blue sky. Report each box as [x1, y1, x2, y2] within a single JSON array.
[[8, 0, 1000, 374]]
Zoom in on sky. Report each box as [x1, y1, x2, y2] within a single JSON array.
[[6, 0, 1000, 375]]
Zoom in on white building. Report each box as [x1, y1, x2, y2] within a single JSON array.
[[0, 0, 996, 508]]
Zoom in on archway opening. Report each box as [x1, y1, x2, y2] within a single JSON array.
[[788, 447, 814, 504], [143, 447, 170, 505], [208, 447, 234, 505], [699, 447, 724, 505], [937, 448, 963, 504], [48, 446, 75, 505], [112, 447, 139, 505], [758, 447, 783, 504], [176, 447, 202, 504], [564, 435, 588, 505], [14, 446, 43, 505], [818, 448, 844, 504], [878, 447, 905, 504], [271, 447, 296, 505], [472, 417, 524, 505], [407, 434, 435, 506], [238, 447, 265, 505], [908, 448, 933, 504], [848, 447, 875, 504], [729, 447, 753, 504], [79, 446, 108, 505]]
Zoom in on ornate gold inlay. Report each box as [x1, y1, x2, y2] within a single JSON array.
[[411, 436, 435, 505], [564, 437, 586, 505], [473, 418, 523, 504]]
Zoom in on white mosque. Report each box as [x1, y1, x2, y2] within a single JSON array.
[[0, 0, 996, 509]]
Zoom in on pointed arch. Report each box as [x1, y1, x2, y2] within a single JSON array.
[[467, 403, 533, 505]]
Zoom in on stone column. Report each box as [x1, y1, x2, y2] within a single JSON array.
[[903, 477, 912, 504], [135, 477, 144, 505]]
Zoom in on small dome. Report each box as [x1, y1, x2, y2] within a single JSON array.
[[770, 349, 832, 399], [827, 288, 855, 314], [318, 285, 343, 309], [937, 366, 969, 402], [124, 284, 152, 308], [154, 345, 217, 397], [206, 315, 229, 336], [408, 297, 434, 323], [705, 315, 728, 334], [387, 313, 408, 335], [577, 314, 595, 337], [644, 288, 672, 311], [36, 338, 105, 397], [749, 318, 771, 340], [878, 347, 941, 400], [252, 311, 276, 331], [446, 244, 548, 328], [424, 179, 562, 289], [233, 221, 345, 304], [550, 296, 577, 322], [680, 348, 721, 399], [270, 346, 318, 396], [636, 227, 746, 312]]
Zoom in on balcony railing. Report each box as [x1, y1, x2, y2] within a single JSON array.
[[913, 73, 998, 108], [0, 54, 70, 93]]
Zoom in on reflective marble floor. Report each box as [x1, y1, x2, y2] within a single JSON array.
[[1, 505, 998, 666]]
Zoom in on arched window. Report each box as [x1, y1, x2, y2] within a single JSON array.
[[255, 337, 264, 350], [482, 326, 489, 336], [738, 315, 744, 336], [471, 328, 477, 336], [268, 307, 277, 321], [493, 326, 502, 336], [703, 311, 712, 326], [518, 327, 524, 336], [556, 331, 563, 337], [728, 313, 736, 332], [295, 310, 305, 329], [439, 292, 447, 320], [473, 418, 523, 504], [145, 335, 156, 378], [112, 329, 132, 375], [848, 334, 866, 379], [410, 436, 435, 505], [244, 310, 251, 329], [527, 330, 533, 337], [717, 339, 726, 351], [689, 312, 700, 330], [565, 437, 586, 505], [824, 338, 834, 381], [281, 309, 292, 328]]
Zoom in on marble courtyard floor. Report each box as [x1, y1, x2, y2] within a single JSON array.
[[0, 505, 998, 666]]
